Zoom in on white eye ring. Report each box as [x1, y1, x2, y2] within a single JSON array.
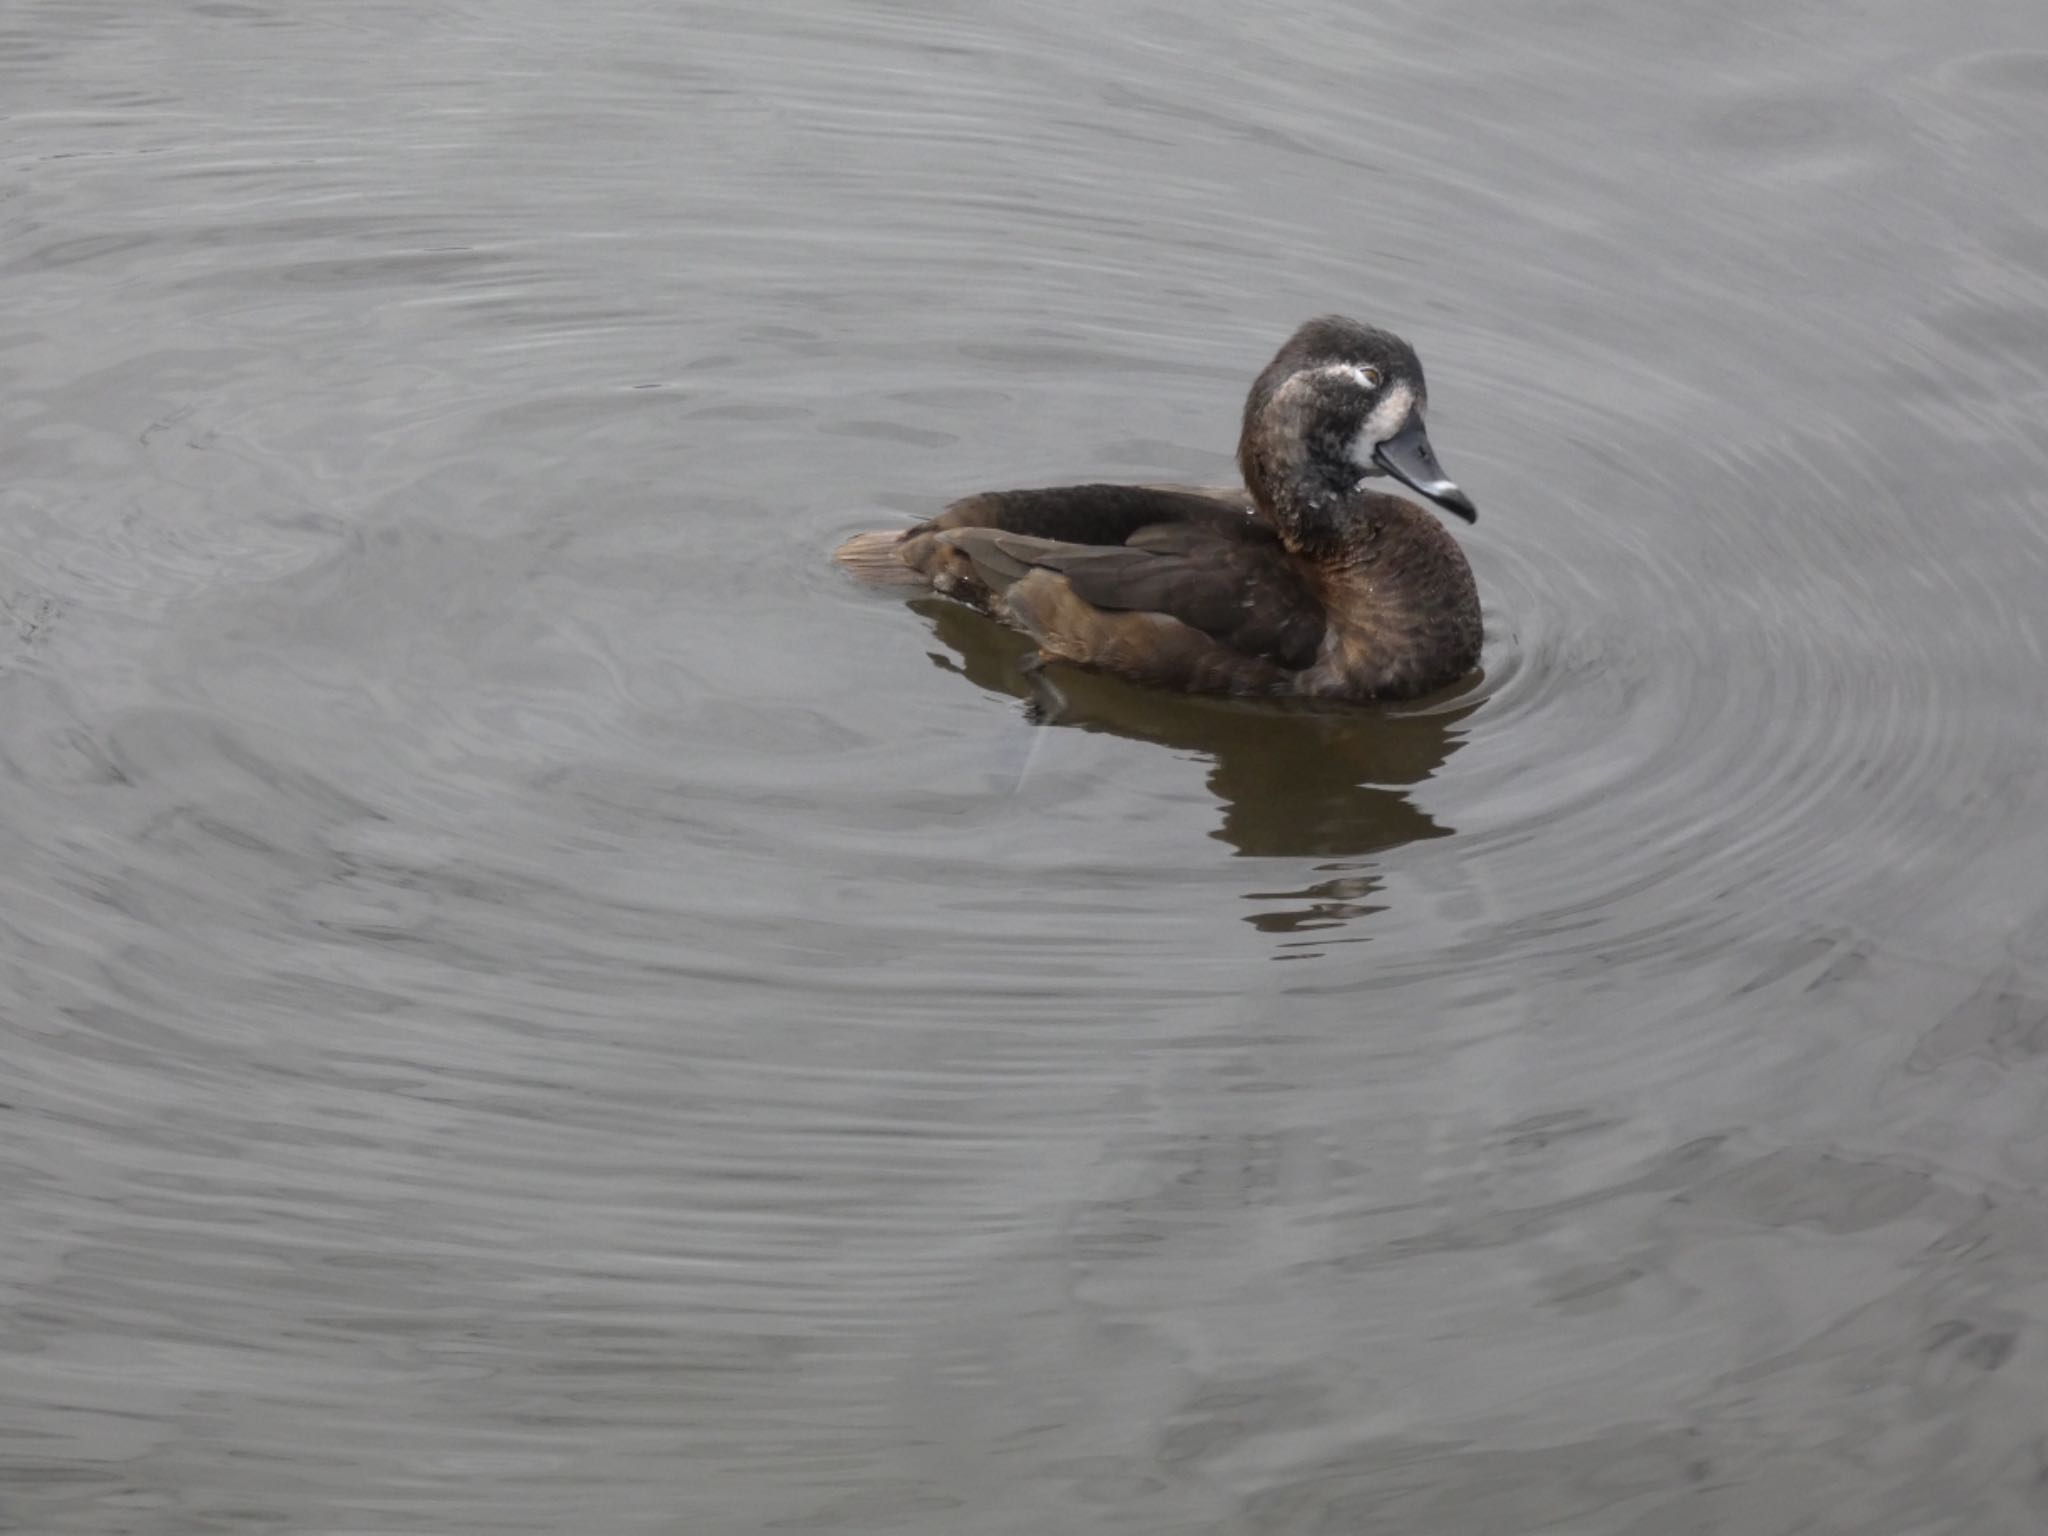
[[1359, 366, 1382, 389]]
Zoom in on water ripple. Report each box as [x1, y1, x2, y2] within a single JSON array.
[[7, 0, 2048, 1530]]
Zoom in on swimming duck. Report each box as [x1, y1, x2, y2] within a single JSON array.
[[835, 316, 1481, 701]]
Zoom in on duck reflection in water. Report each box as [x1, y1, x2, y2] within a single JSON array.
[[914, 598, 1477, 946]]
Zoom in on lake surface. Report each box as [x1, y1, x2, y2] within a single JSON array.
[[5, 1, 2048, 1531]]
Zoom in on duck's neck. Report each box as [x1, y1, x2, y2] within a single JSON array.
[[1241, 438, 1373, 561]]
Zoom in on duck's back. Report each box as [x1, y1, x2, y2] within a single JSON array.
[[922, 483, 1254, 544]]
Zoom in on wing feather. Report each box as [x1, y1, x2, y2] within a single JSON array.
[[935, 522, 1324, 671]]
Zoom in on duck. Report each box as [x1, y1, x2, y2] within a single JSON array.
[[834, 316, 1481, 702]]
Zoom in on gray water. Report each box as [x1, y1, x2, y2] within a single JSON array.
[[5, 1, 2048, 1531]]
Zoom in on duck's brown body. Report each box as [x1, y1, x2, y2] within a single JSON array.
[[836, 318, 1483, 703]]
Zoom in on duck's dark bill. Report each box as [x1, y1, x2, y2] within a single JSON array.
[[1372, 417, 1477, 522]]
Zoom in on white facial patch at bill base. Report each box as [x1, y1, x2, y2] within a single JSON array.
[[1349, 381, 1417, 465]]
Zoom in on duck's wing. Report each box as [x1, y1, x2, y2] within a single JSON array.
[[871, 483, 1273, 640], [934, 521, 1325, 673]]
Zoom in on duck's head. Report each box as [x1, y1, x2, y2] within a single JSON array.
[[1239, 315, 1476, 525]]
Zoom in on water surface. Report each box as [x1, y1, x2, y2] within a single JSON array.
[[5, 1, 2048, 1531]]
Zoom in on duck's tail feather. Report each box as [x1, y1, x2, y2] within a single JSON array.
[[833, 529, 929, 586]]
